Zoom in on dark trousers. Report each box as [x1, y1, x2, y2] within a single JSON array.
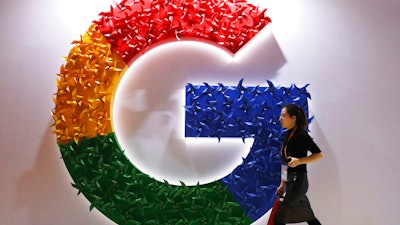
[[274, 172, 321, 224], [275, 218, 321, 225]]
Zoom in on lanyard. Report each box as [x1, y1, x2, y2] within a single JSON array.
[[283, 127, 297, 159]]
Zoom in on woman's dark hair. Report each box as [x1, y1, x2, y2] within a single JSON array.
[[284, 104, 308, 130]]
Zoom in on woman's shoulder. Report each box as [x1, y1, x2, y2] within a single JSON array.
[[294, 129, 313, 140], [295, 128, 308, 136]]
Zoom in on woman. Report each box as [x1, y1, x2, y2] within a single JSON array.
[[274, 104, 323, 225]]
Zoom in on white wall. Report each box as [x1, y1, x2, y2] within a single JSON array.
[[0, 0, 399, 224]]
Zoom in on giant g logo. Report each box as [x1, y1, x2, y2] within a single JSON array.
[[52, 0, 311, 224]]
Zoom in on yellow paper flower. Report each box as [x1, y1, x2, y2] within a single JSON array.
[[52, 24, 127, 144]]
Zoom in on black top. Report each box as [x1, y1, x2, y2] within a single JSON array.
[[282, 128, 321, 173]]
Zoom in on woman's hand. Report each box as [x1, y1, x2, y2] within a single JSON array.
[[276, 182, 286, 196], [287, 157, 300, 167]]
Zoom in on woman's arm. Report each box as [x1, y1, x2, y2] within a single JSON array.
[[276, 180, 286, 196], [287, 152, 323, 168]]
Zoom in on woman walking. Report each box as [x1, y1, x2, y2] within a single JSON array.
[[274, 104, 323, 225]]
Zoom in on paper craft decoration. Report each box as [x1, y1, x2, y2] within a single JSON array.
[[51, 0, 313, 224]]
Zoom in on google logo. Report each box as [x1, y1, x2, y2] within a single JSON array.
[[52, 0, 311, 224]]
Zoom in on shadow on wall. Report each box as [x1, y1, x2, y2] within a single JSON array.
[[309, 120, 343, 224], [14, 121, 114, 225], [228, 26, 287, 79]]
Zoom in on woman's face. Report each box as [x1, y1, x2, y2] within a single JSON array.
[[279, 107, 296, 129]]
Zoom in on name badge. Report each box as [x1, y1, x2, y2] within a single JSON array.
[[281, 164, 288, 181]]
